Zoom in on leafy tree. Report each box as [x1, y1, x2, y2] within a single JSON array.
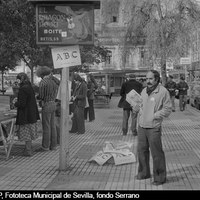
[[124, 0, 200, 85], [69, 45, 111, 73], [0, 0, 110, 82], [0, 38, 18, 93], [0, 0, 45, 83]]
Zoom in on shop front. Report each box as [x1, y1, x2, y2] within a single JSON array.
[[90, 69, 148, 96]]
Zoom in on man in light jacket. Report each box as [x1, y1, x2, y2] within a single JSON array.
[[136, 70, 172, 186]]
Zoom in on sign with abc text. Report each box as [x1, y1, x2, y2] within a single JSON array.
[[51, 45, 81, 69]]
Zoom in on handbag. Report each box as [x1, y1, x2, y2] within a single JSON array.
[[118, 96, 125, 108]]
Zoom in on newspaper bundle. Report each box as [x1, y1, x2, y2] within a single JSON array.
[[89, 141, 136, 166]]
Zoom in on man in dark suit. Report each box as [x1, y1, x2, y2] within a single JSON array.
[[165, 75, 177, 112], [119, 74, 143, 136]]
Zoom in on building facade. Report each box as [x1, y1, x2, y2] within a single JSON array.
[[90, 0, 149, 94]]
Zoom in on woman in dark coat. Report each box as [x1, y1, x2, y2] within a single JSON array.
[[69, 74, 87, 134], [14, 73, 40, 156], [84, 74, 96, 122]]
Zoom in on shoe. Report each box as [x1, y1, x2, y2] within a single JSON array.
[[69, 130, 77, 133], [35, 147, 49, 152], [123, 131, 127, 136], [135, 175, 151, 180], [77, 132, 85, 134], [132, 133, 137, 136], [172, 110, 175, 112], [23, 151, 33, 157], [123, 133, 127, 136], [152, 181, 165, 186], [50, 147, 58, 151]]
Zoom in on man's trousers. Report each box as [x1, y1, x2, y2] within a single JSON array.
[[122, 109, 138, 135], [137, 126, 167, 183]]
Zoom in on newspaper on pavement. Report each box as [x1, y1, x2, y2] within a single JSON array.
[[89, 141, 136, 166]]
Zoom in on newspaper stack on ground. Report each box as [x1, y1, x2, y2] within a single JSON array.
[[126, 89, 142, 112], [89, 141, 136, 166]]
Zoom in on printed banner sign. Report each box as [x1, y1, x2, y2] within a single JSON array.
[[51, 45, 81, 69], [36, 4, 94, 45]]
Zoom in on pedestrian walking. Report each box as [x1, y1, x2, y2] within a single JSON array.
[[36, 66, 60, 151], [136, 70, 172, 185], [69, 74, 87, 134], [14, 73, 40, 157], [165, 75, 177, 112], [118, 74, 143, 136], [84, 74, 97, 122], [176, 76, 189, 111]]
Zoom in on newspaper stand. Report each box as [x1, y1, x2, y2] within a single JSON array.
[[0, 112, 16, 160]]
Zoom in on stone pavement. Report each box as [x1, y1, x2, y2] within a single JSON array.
[[1, 97, 200, 191]]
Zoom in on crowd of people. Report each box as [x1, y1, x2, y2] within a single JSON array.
[[165, 75, 189, 112], [12, 67, 98, 157], [11, 67, 189, 186]]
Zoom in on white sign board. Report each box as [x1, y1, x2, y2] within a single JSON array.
[[51, 45, 81, 69], [180, 57, 191, 65], [166, 60, 174, 70]]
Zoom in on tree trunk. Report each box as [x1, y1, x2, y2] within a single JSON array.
[[160, 52, 167, 85], [1, 70, 5, 95], [157, 0, 167, 86], [30, 67, 34, 84]]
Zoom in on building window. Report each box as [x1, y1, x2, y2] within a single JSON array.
[[113, 16, 117, 22], [106, 0, 120, 24]]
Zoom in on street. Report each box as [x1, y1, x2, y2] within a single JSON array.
[[0, 97, 200, 191]]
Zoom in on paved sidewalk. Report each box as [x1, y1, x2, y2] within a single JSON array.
[[1, 97, 200, 190]]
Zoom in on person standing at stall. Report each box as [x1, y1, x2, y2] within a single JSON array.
[[36, 66, 60, 151], [14, 73, 40, 157], [84, 74, 97, 122]]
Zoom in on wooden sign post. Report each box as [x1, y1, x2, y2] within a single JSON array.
[[59, 67, 69, 170], [51, 45, 81, 170]]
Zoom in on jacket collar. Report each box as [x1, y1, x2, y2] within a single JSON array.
[[146, 83, 161, 95]]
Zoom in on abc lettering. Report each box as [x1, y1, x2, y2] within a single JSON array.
[[56, 51, 78, 61]]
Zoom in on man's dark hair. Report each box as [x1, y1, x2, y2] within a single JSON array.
[[17, 72, 30, 86], [149, 70, 160, 83], [36, 66, 51, 78], [74, 74, 83, 82], [169, 75, 173, 79], [180, 76, 185, 80], [128, 73, 136, 79]]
